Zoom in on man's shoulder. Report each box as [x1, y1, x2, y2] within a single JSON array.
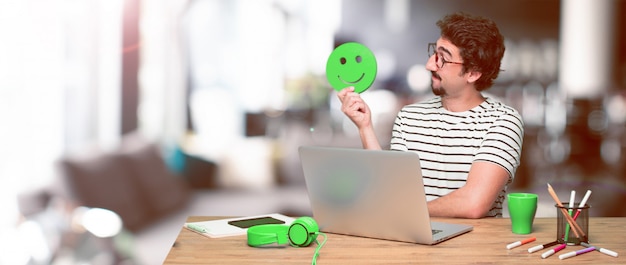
[[402, 96, 441, 110], [480, 97, 524, 130], [483, 97, 521, 116]]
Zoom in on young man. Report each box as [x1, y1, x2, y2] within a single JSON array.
[[337, 12, 524, 218]]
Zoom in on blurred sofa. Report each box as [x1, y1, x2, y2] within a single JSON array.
[[58, 136, 193, 233], [19, 133, 311, 264]]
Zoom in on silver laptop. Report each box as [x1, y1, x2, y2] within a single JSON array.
[[298, 146, 473, 245]]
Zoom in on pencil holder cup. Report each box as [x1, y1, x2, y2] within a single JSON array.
[[555, 203, 589, 245]]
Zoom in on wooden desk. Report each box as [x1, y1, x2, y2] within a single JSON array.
[[164, 217, 624, 264]]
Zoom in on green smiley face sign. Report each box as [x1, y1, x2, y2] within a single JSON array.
[[325, 42, 377, 93]]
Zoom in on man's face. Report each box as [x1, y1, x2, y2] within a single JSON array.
[[326, 42, 377, 93], [426, 38, 466, 96]]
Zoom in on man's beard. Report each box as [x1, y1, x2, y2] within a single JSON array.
[[431, 85, 444, 96], [431, 71, 445, 96]]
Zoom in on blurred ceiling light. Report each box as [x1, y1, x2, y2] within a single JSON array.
[[521, 81, 545, 126], [547, 137, 570, 164], [384, 0, 409, 33], [587, 109, 608, 134], [538, 40, 559, 82], [17, 220, 51, 263], [601, 138, 621, 165], [544, 82, 566, 137], [516, 39, 538, 81], [498, 40, 518, 83], [80, 207, 123, 238], [406, 64, 430, 94], [606, 94, 626, 124], [375, 49, 397, 81]]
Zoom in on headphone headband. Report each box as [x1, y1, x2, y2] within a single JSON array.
[[247, 224, 289, 246]]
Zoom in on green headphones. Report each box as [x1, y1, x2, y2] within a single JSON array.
[[247, 216, 319, 247], [247, 216, 326, 265]]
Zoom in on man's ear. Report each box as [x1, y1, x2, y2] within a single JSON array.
[[466, 70, 482, 84]]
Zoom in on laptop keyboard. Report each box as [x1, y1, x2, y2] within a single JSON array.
[[432, 229, 443, 235]]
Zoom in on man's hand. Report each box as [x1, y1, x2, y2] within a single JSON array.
[[336, 87, 381, 150], [337, 87, 372, 130]]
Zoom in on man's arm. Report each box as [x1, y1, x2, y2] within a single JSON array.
[[337, 87, 382, 150], [427, 161, 510, 219]]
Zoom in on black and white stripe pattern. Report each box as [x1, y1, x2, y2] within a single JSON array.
[[390, 96, 524, 217]]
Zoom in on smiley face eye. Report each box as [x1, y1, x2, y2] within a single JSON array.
[[355, 55, 362, 63], [340, 57, 346, 64]]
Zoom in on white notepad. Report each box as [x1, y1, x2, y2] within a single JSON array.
[[183, 213, 295, 238]]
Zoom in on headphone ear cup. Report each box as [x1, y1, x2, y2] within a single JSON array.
[[288, 216, 319, 247]]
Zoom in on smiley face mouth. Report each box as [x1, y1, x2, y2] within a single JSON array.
[[338, 73, 365, 84]]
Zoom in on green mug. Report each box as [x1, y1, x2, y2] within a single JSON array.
[[507, 193, 538, 234]]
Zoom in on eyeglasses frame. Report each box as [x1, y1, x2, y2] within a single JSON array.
[[428, 42, 464, 69]]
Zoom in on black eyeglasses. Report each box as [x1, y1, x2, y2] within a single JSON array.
[[428, 43, 463, 69]]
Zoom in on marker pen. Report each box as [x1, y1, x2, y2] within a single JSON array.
[[528, 240, 558, 253], [559, 246, 595, 260], [564, 190, 576, 240], [581, 242, 619, 257], [541, 243, 567, 259], [506, 237, 536, 249], [572, 190, 592, 220]]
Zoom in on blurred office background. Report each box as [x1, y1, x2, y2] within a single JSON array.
[[1, 0, 625, 264]]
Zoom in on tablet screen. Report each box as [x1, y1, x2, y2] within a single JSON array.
[[227, 216, 285, 228]]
